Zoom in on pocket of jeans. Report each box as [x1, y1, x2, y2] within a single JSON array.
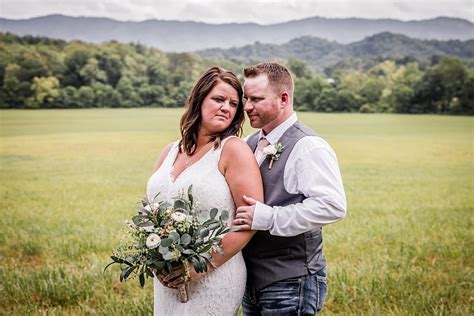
[[274, 276, 302, 285], [315, 267, 327, 280], [315, 268, 327, 311]]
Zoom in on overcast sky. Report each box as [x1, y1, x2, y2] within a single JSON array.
[[1, 0, 473, 24]]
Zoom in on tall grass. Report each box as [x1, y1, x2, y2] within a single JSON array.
[[0, 109, 472, 315]]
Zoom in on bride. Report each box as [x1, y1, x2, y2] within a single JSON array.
[[146, 67, 263, 315]]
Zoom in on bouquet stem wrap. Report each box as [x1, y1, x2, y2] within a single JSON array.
[[178, 284, 188, 303]]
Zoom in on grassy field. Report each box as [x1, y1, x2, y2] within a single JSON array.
[[0, 109, 472, 315]]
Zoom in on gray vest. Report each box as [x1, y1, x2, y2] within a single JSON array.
[[243, 121, 326, 291]]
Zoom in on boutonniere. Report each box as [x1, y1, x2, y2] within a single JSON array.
[[263, 142, 284, 170]]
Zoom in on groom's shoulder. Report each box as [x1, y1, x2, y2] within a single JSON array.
[[244, 131, 260, 144], [294, 120, 317, 137]]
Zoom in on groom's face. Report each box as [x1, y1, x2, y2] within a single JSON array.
[[243, 74, 282, 132]]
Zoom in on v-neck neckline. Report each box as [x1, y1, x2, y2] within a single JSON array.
[[169, 143, 214, 184]]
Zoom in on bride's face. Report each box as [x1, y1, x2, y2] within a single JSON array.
[[200, 80, 239, 135]]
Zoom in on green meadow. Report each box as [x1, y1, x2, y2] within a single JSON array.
[[0, 109, 472, 315]]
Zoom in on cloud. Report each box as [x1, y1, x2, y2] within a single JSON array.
[[1, 0, 473, 23]]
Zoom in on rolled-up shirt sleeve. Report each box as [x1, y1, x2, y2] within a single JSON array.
[[251, 136, 347, 237]]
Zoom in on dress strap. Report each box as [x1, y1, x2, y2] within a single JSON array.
[[162, 140, 180, 169]]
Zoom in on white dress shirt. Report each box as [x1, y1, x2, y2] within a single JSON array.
[[252, 112, 347, 237]]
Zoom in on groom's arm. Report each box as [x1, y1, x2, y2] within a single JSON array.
[[234, 137, 346, 237]]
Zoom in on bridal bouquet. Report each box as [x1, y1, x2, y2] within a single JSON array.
[[105, 185, 230, 303]]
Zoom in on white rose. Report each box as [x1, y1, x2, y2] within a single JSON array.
[[143, 225, 155, 232], [171, 212, 187, 223], [263, 145, 277, 155], [146, 233, 161, 249]]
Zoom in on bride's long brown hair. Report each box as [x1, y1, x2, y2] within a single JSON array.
[[179, 67, 244, 155]]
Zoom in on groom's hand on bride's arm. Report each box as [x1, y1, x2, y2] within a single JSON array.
[[233, 195, 258, 231]]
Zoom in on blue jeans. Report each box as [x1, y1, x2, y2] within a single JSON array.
[[242, 267, 327, 316]]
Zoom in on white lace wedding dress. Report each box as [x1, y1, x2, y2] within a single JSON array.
[[146, 137, 247, 316]]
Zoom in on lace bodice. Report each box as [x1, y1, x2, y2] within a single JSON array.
[[147, 139, 236, 223], [146, 137, 246, 315]]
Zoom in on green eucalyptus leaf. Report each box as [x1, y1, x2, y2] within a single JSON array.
[[163, 252, 177, 260], [194, 260, 204, 273], [160, 238, 173, 247], [190, 257, 200, 272], [110, 256, 123, 263], [199, 228, 209, 238], [182, 249, 195, 255], [194, 239, 203, 247], [159, 203, 171, 213], [140, 197, 149, 207], [135, 205, 150, 215], [174, 199, 186, 210], [120, 265, 136, 282], [124, 257, 136, 265], [221, 227, 231, 234], [146, 259, 155, 265], [201, 252, 212, 260], [215, 246, 224, 255], [187, 185, 194, 208], [132, 215, 148, 225], [180, 234, 192, 246], [138, 222, 154, 228], [198, 256, 208, 272], [152, 192, 161, 203], [198, 244, 212, 253], [208, 222, 220, 230], [210, 208, 218, 219], [219, 210, 229, 222], [139, 273, 145, 287], [201, 219, 213, 226], [175, 244, 184, 252], [155, 260, 166, 270], [166, 262, 173, 274], [146, 267, 155, 278], [169, 232, 180, 242], [158, 246, 169, 255]]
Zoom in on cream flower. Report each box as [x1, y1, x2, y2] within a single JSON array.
[[263, 142, 284, 170], [145, 233, 161, 249], [263, 144, 278, 155], [143, 225, 155, 233], [171, 212, 187, 223]]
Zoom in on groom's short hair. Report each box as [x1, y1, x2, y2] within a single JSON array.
[[244, 62, 294, 98]]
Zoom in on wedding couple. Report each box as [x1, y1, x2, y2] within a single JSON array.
[[146, 62, 346, 315]]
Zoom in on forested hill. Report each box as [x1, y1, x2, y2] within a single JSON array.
[[0, 33, 472, 115], [197, 33, 474, 71], [0, 15, 472, 52]]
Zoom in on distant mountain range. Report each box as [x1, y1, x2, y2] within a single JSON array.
[[197, 32, 474, 71], [0, 15, 473, 52]]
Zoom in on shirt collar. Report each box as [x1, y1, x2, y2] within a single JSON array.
[[258, 112, 297, 145]]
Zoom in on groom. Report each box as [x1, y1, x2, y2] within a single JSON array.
[[233, 62, 346, 315]]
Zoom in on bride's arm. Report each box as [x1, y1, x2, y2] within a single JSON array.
[[167, 138, 263, 285], [164, 138, 263, 287], [210, 137, 264, 267]]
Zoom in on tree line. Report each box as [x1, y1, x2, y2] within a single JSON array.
[[0, 33, 472, 114]]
